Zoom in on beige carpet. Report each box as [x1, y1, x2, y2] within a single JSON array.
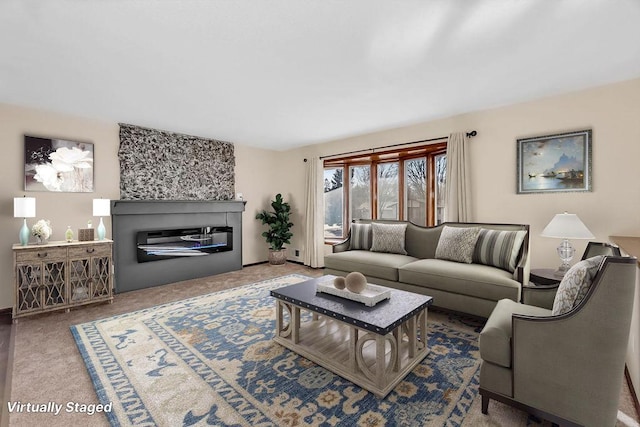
[[5, 263, 639, 426]]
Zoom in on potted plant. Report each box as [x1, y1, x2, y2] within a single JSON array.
[[255, 193, 293, 265]]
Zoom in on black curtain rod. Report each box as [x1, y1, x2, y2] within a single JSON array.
[[316, 130, 477, 160]]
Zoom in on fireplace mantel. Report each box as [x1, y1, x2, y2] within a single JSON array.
[[112, 200, 246, 293], [112, 200, 246, 215]]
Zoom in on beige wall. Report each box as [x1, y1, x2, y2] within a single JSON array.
[[282, 78, 640, 270], [0, 103, 280, 310], [2, 77, 639, 310]]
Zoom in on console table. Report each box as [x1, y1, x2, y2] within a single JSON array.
[[12, 240, 114, 321]]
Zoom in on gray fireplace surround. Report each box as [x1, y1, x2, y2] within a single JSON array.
[[112, 200, 245, 293]]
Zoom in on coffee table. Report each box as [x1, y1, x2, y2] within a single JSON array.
[[270, 275, 433, 398]]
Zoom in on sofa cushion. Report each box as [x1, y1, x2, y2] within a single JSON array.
[[324, 250, 417, 281], [370, 223, 408, 255], [399, 259, 520, 301], [552, 255, 604, 315], [480, 298, 551, 368], [349, 223, 372, 250], [435, 226, 480, 263], [473, 228, 527, 273]]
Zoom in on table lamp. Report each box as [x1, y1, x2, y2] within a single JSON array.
[[93, 198, 111, 240], [14, 196, 36, 246], [541, 212, 594, 276]]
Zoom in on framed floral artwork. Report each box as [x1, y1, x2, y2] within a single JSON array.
[[516, 129, 592, 194], [24, 135, 94, 192]]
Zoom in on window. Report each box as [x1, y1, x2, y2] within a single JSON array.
[[323, 167, 344, 238], [377, 162, 399, 219], [349, 165, 371, 221], [405, 157, 426, 225], [324, 141, 446, 240]]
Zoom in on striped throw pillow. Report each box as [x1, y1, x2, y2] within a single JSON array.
[[473, 229, 527, 273], [349, 223, 372, 250]]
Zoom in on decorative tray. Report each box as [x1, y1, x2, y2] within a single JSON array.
[[316, 279, 391, 307]]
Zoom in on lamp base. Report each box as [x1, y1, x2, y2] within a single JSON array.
[[97, 217, 106, 240], [554, 239, 575, 278], [19, 218, 30, 246]]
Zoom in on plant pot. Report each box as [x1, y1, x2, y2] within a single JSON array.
[[268, 248, 287, 265]]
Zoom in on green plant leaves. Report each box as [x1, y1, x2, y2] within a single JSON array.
[[255, 193, 293, 250]]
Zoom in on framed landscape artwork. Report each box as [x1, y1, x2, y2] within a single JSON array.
[[516, 129, 592, 194], [24, 135, 94, 192]]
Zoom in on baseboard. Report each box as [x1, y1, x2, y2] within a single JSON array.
[[625, 365, 640, 420], [242, 261, 269, 268], [242, 259, 321, 268]]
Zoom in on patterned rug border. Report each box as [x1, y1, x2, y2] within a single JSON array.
[[71, 274, 313, 426]]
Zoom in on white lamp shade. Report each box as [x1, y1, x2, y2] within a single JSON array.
[[14, 197, 36, 218], [93, 199, 111, 217], [541, 212, 595, 239]]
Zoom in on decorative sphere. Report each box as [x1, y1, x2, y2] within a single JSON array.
[[333, 276, 346, 290], [345, 272, 367, 293]]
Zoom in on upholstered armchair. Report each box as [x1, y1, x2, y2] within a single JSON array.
[[581, 241, 621, 260], [479, 256, 637, 427]]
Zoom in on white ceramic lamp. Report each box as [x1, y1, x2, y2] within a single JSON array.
[[93, 199, 111, 240], [14, 197, 36, 246], [541, 212, 594, 276]]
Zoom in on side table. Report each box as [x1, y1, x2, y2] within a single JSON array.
[[522, 268, 563, 309]]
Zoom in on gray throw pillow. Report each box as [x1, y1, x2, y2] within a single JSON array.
[[435, 226, 481, 264], [349, 223, 372, 250], [369, 223, 408, 255], [552, 255, 604, 315], [473, 229, 527, 273]]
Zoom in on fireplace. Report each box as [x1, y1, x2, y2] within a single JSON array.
[[112, 200, 245, 293]]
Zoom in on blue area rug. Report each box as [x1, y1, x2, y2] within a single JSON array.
[[71, 274, 483, 426]]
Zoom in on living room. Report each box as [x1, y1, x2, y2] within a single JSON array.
[[2, 2, 640, 426]]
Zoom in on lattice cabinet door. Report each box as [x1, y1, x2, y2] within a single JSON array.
[[14, 247, 67, 317], [68, 242, 113, 303]]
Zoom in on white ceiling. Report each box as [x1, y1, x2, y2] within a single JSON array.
[[2, 1, 640, 151]]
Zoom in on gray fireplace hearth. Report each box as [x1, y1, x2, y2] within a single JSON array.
[[112, 200, 245, 293]]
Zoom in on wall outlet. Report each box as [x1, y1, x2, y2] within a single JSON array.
[[295, 249, 300, 257]]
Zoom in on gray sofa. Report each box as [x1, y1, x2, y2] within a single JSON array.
[[324, 220, 530, 318]]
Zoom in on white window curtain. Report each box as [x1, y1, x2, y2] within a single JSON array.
[[444, 132, 471, 222], [303, 157, 325, 268]]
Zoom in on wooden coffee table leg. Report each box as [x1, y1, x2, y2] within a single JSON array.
[[349, 326, 357, 372], [419, 308, 428, 350], [393, 327, 401, 372], [292, 306, 300, 344], [407, 316, 417, 358], [376, 334, 386, 388]]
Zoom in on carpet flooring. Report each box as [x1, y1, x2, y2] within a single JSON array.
[[4, 263, 639, 426]]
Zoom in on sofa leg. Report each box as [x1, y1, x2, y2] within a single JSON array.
[[481, 394, 489, 414]]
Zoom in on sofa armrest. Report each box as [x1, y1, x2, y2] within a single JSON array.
[[514, 229, 530, 287], [332, 236, 351, 253]]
